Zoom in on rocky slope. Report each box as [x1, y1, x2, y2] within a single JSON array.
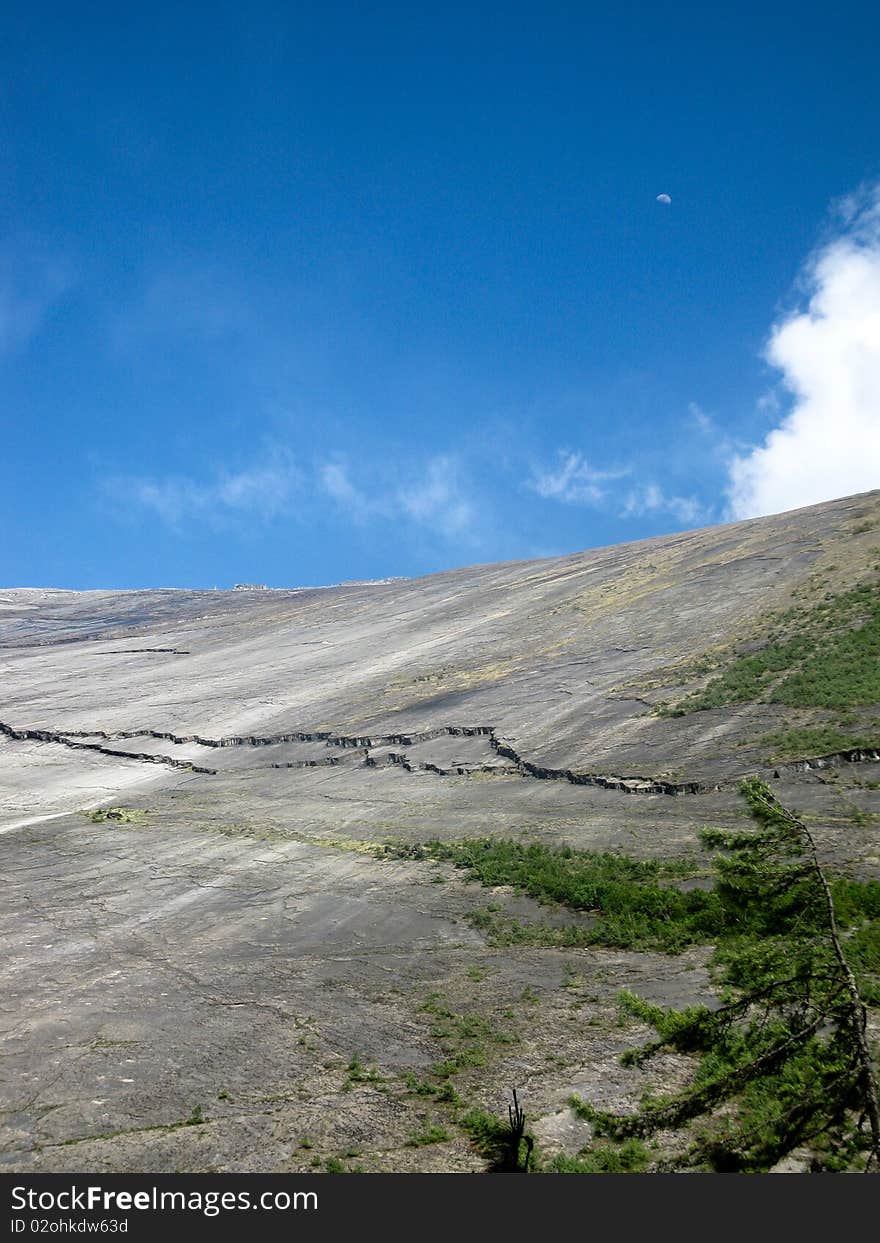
[[2, 489, 879, 1172]]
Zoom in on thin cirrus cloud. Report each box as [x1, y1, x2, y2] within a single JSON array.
[[527, 450, 705, 525], [528, 451, 627, 504], [116, 450, 480, 544], [728, 182, 880, 519], [319, 455, 478, 542], [318, 461, 373, 523], [621, 483, 706, 525], [397, 456, 476, 538], [112, 448, 303, 527]]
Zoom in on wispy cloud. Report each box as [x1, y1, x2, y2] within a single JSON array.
[[688, 401, 713, 436], [318, 461, 373, 523], [728, 182, 880, 519], [0, 239, 71, 359], [528, 451, 627, 504], [621, 483, 706, 525], [686, 400, 743, 465], [115, 447, 481, 545], [397, 456, 476, 538], [319, 454, 478, 541], [527, 448, 706, 527], [113, 447, 302, 526]]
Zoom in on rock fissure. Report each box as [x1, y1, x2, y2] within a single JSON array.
[[3, 718, 877, 797], [94, 648, 191, 656], [0, 721, 218, 774]]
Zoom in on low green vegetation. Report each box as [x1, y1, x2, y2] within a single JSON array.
[[341, 1056, 384, 1092], [450, 781, 880, 1174], [455, 1095, 651, 1172], [403, 1072, 437, 1097], [459, 1102, 532, 1172], [466, 908, 594, 948], [459, 1107, 516, 1165], [658, 581, 880, 717], [382, 781, 880, 1173], [383, 837, 699, 896], [385, 838, 713, 953], [84, 806, 147, 824], [386, 833, 880, 959], [760, 723, 880, 761], [545, 1138, 651, 1173], [405, 1120, 450, 1147], [420, 991, 520, 1080]]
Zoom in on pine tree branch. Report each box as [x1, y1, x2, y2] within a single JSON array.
[[746, 784, 880, 1170], [600, 1005, 838, 1138]]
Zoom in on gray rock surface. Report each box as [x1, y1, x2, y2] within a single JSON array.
[[2, 489, 879, 1171]]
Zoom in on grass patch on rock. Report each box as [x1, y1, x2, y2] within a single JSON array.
[[384, 834, 880, 963], [657, 581, 880, 717], [759, 722, 880, 762], [84, 806, 148, 824], [384, 838, 715, 953], [405, 1120, 450, 1147]]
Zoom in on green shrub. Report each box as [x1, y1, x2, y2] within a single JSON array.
[[398, 838, 716, 953], [545, 1139, 650, 1173], [761, 724, 880, 759], [665, 581, 880, 715], [406, 1121, 450, 1147]]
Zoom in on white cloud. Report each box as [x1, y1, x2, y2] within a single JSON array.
[[318, 462, 372, 522], [113, 446, 480, 544], [397, 456, 476, 538], [621, 483, 706, 525], [116, 447, 302, 526], [728, 183, 880, 519], [529, 449, 706, 527], [688, 402, 713, 435], [318, 454, 477, 540], [529, 451, 626, 504]]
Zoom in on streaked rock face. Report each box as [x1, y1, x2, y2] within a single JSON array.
[[2, 489, 879, 1172]]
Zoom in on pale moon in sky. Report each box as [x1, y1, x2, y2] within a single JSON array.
[[656, 193, 672, 204]]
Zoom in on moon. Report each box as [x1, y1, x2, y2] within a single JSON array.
[[656, 193, 672, 204]]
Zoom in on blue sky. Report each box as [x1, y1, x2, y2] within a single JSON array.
[[2, 1, 879, 589]]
